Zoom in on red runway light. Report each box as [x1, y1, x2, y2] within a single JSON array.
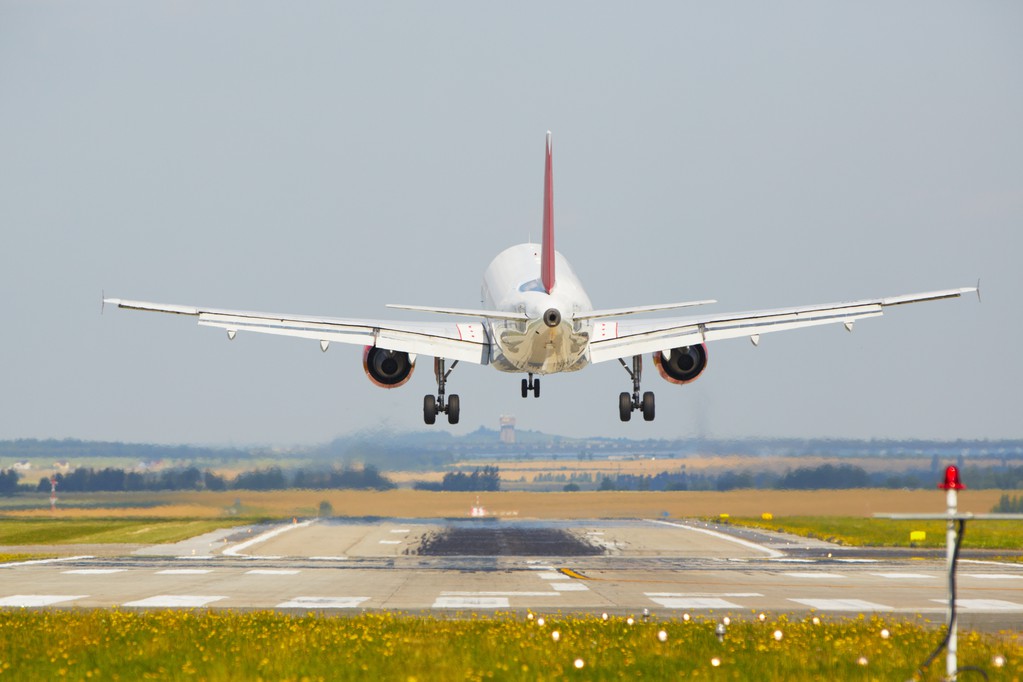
[[938, 465, 966, 490]]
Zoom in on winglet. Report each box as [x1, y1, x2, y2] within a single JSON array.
[[541, 131, 555, 294]]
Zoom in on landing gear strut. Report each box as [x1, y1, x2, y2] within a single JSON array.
[[618, 355, 654, 422], [424, 358, 460, 425], [521, 373, 540, 398]]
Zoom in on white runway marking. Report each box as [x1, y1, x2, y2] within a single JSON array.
[[124, 595, 226, 608], [223, 520, 315, 557], [246, 569, 300, 575], [442, 591, 560, 597], [378, 540, 401, 545], [536, 572, 567, 580], [647, 597, 742, 609], [789, 598, 891, 611], [870, 573, 934, 580], [0, 595, 87, 607], [277, 597, 368, 609], [835, 558, 878, 563], [784, 572, 845, 579], [0, 556, 93, 568], [433, 596, 509, 609], [647, 592, 763, 598], [964, 574, 1023, 580], [310, 556, 347, 561], [390, 529, 410, 533], [648, 519, 786, 559], [63, 569, 126, 575], [157, 569, 212, 575], [932, 599, 1023, 611], [551, 583, 589, 592]]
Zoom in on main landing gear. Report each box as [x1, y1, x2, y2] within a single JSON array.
[[618, 355, 655, 422], [424, 358, 460, 425], [521, 373, 540, 398]]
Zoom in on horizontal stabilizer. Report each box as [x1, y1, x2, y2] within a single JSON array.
[[576, 299, 718, 321], [386, 304, 528, 321]]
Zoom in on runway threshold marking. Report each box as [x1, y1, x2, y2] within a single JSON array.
[[433, 596, 509, 609], [931, 599, 1023, 611], [647, 596, 742, 609], [964, 574, 1023, 580], [789, 598, 892, 611], [277, 597, 368, 609], [0, 595, 87, 607], [123, 595, 226, 608], [870, 572, 934, 579]]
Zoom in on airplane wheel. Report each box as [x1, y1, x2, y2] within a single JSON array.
[[642, 391, 655, 422], [423, 395, 437, 425], [447, 394, 460, 425], [521, 378, 528, 398], [533, 378, 540, 398], [619, 392, 632, 422]]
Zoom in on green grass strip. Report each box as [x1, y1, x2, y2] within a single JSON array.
[[0, 519, 251, 545], [722, 515, 1023, 550]]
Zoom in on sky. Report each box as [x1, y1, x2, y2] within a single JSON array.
[[1, 2, 1020, 446]]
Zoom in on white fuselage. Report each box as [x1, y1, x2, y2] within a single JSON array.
[[481, 243, 594, 374]]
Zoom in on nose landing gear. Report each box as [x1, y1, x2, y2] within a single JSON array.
[[618, 355, 655, 422], [521, 373, 540, 398]]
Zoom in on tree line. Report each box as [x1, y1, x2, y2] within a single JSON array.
[[413, 466, 501, 492], [11, 465, 395, 494]]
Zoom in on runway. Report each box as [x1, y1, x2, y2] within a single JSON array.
[[2, 518, 1021, 630]]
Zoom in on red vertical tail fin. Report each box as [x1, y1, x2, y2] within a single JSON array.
[[541, 131, 556, 294]]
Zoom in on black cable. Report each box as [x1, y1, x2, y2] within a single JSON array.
[[913, 519, 969, 680]]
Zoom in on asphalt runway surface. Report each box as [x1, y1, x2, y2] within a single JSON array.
[[2, 517, 1021, 630]]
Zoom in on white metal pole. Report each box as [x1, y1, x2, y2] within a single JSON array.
[[946, 486, 957, 679]]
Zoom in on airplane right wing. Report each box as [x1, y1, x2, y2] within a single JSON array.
[[588, 286, 977, 364], [103, 298, 490, 364]]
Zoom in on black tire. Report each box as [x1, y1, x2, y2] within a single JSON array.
[[423, 395, 437, 425], [533, 378, 540, 398], [642, 391, 655, 422], [447, 394, 460, 425], [619, 392, 632, 422], [521, 378, 529, 398]]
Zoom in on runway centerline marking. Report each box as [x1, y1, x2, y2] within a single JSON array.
[[0, 595, 87, 607]]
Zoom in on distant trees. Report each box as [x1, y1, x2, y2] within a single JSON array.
[[993, 494, 1023, 513], [414, 466, 500, 492], [34, 465, 394, 493], [777, 464, 870, 490], [0, 469, 19, 496]]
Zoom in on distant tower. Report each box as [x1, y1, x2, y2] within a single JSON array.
[[499, 416, 516, 444]]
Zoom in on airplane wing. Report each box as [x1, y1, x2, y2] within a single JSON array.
[[588, 287, 977, 364], [102, 298, 489, 364]]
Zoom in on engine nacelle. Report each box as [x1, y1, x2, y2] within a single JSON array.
[[363, 346, 415, 388], [653, 344, 708, 385]]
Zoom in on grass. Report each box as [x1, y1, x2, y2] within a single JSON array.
[[721, 515, 1023, 550], [0, 610, 1017, 681], [2, 488, 1015, 520], [0, 519, 252, 546]]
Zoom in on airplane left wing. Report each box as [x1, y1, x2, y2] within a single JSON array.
[[103, 298, 490, 364], [588, 287, 977, 364]]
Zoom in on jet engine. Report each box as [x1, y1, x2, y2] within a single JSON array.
[[653, 344, 708, 385], [363, 346, 415, 388]]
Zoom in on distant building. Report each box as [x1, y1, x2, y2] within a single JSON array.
[[499, 416, 516, 444], [12, 461, 31, 471]]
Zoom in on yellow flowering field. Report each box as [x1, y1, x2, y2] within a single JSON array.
[[0, 610, 1018, 681]]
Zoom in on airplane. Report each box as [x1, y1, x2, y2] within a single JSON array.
[[104, 132, 978, 426]]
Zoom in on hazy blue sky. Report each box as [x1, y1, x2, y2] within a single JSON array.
[[1, 2, 1019, 445]]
